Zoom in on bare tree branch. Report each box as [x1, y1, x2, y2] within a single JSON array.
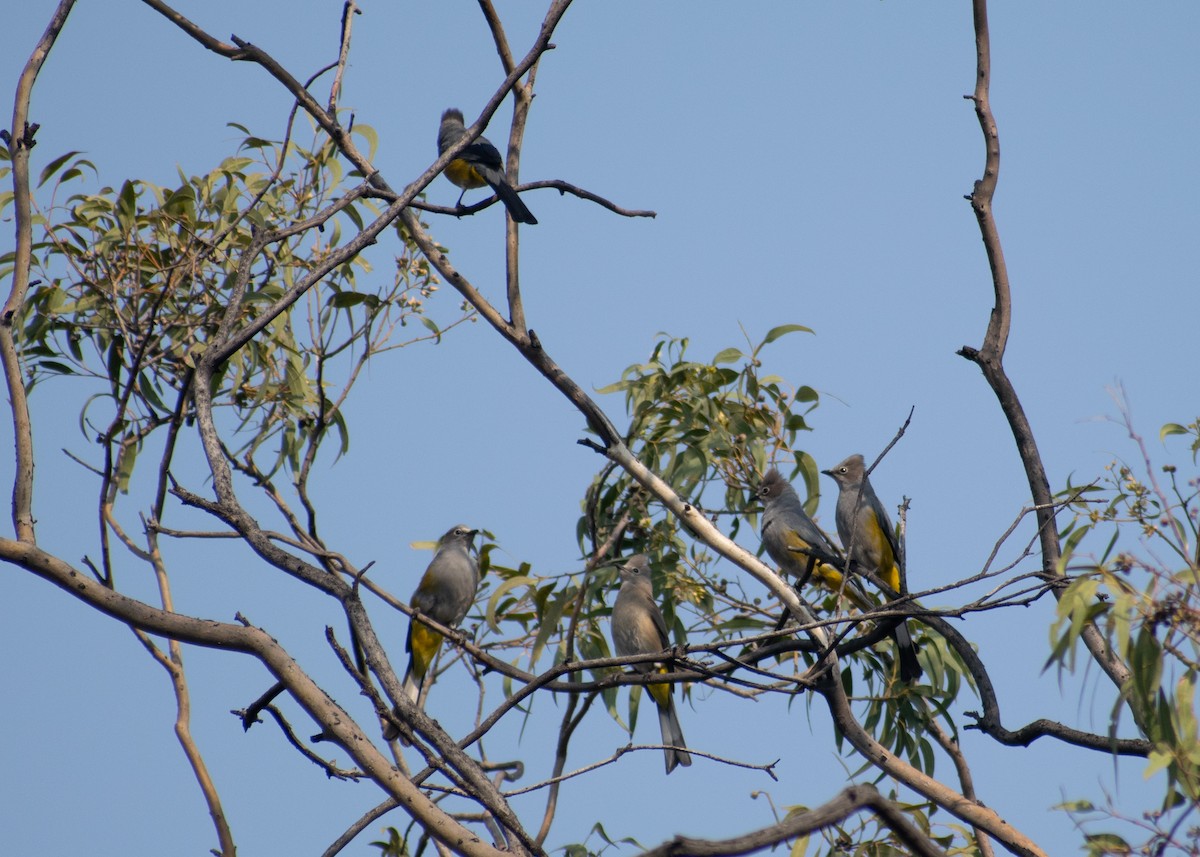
[[954, 0, 1136, 715], [0, 536, 515, 857], [639, 784, 948, 857], [924, 705, 995, 857], [816, 666, 1047, 857], [0, 0, 77, 543]]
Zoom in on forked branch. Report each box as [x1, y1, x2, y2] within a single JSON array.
[[955, 0, 1134, 707]]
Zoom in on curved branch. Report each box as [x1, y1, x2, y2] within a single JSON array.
[[340, 597, 540, 857], [955, 0, 1135, 708], [963, 711, 1152, 757], [816, 667, 1047, 857], [639, 784, 947, 857], [924, 711, 995, 857], [321, 798, 399, 857], [534, 691, 596, 845], [172, 480, 536, 852], [1, 0, 77, 543], [407, 180, 655, 221], [140, 526, 237, 855], [517, 179, 656, 218], [498, 15, 536, 334], [0, 536, 511, 857], [921, 614, 1150, 757]]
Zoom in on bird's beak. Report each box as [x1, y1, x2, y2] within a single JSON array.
[[820, 469, 833, 477]]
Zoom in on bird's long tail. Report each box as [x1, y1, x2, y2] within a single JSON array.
[[656, 696, 693, 774], [893, 620, 923, 682], [382, 657, 425, 743], [486, 178, 537, 225]]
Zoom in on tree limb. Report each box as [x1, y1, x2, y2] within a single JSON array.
[[0, 536, 514, 857], [0, 0, 77, 543], [955, 0, 1136, 715], [639, 783, 947, 857]]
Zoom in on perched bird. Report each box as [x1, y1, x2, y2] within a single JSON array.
[[758, 466, 897, 654], [437, 108, 537, 225], [383, 524, 481, 742], [611, 555, 693, 774], [822, 454, 923, 682], [757, 467, 847, 591]]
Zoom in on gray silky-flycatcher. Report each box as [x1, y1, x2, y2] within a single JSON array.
[[758, 467, 851, 592], [759, 466, 908, 659], [611, 555, 693, 774], [382, 524, 481, 742], [438, 108, 537, 225], [822, 454, 923, 682]]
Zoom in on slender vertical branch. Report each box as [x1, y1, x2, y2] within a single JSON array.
[[478, 0, 517, 73], [327, 0, 359, 115], [533, 520, 623, 845], [502, 86, 535, 334], [924, 711, 995, 857], [476, 0, 557, 334], [956, 0, 1134, 701], [146, 526, 237, 857], [1, 0, 77, 542], [965, 0, 1008, 357], [3, 0, 75, 318], [534, 692, 598, 846]]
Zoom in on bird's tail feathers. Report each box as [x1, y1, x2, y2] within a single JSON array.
[[486, 178, 537, 225], [894, 620, 923, 683], [402, 665, 421, 705], [657, 697, 693, 774], [382, 664, 423, 746]]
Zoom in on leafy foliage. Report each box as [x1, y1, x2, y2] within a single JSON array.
[[1051, 418, 1200, 850], [10, 127, 462, 487]]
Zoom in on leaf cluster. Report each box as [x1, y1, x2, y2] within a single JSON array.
[[1050, 420, 1200, 843], [4, 128, 462, 485]]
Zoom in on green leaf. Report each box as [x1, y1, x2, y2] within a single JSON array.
[[1159, 422, 1187, 442], [36, 360, 76, 376], [344, 201, 364, 230], [137, 372, 168, 413], [115, 440, 139, 494], [712, 347, 742, 365], [1053, 799, 1095, 813], [116, 180, 138, 227], [420, 315, 442, 343], [788, 833, 809, 857], [328, 291, 368, 308], [37, 151, 83, 188], [485, 575, 535, 633], [352, 124, 380, 160], [762, 323, 813, 345], [220, 157, 255, 174], [1082, 832, 1132, 855], [1144, 748, 1174, 778]]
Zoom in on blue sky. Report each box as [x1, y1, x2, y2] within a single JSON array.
[[3, 2, 1198, 855]]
